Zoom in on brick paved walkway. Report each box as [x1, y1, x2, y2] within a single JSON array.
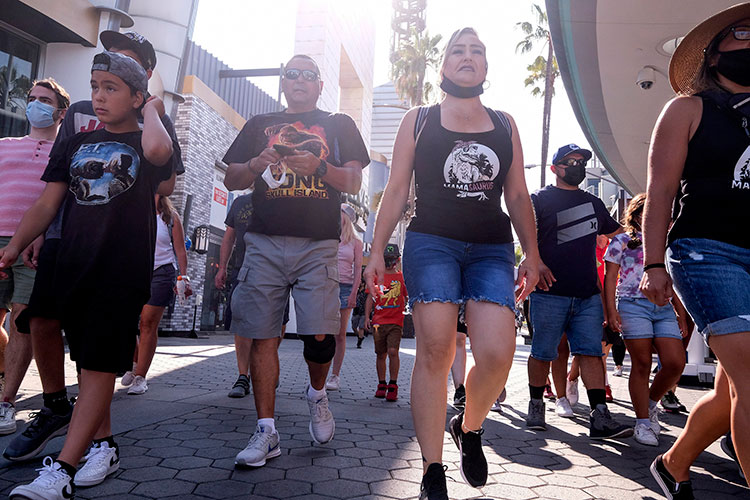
[[0, 334, 746, 499]]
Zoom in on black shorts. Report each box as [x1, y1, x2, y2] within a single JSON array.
[[146, 264, 176, 307], [16, 238, 61, 334], [62, 289, 143, 373]]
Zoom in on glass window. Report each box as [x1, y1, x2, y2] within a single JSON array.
[[0, 28, 40, 138]]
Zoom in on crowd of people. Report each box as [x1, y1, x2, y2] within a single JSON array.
[[0, 3, 748, 500]]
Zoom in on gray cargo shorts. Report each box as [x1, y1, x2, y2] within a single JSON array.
[[231, 232, 340, 339]]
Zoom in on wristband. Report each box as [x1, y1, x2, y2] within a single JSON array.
[[643, 263, 666, 272]]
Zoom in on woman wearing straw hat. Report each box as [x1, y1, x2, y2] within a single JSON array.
[[640, 3, 750, 498]]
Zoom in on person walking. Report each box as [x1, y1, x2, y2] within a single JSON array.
[[223, 53, 369, 468], [365, 27, 540, 499], [326, 204, 363, 391], [603, 193, 686, 446], [640, 4, 750, 497]]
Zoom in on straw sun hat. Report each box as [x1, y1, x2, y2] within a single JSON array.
[[669, 2, 750, 94]]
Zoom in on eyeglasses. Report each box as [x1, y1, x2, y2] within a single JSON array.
[[283, 69, 319, 82], [558, 159, 588, 168], [721, 26, 750, 42]]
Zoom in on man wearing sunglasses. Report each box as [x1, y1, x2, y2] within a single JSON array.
[[525, 143, 628, 440], [223, 54, 369, 468]]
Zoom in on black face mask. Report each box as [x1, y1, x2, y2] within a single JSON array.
[[716, 48, 750, 87], [440, 76, 484, 98], [558, 164, 586, 186]]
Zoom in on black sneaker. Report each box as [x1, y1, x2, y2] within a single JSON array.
[[419, 462, 448, 500], [4, 405, 73, 462], [228, 375, 250, 398], [356, 337, 363, 348], [453, 384, 466, 409], [589, 404, 634, 440], [449, 412, 487, 487], [720, 433, 746, 480], [650, 454, 694, 499], [526, 399, 546, 430]]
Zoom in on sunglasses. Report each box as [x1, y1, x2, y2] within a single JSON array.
[[283, 69, 319, 82], [558, 159, 588, 168]]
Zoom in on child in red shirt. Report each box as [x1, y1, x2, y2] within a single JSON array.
[[365, 244, 407, 401]]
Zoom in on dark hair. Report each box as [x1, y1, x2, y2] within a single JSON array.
[[30, 78, 70, 109], [286, 54, 321, 76], [623, 193, 646, 249], [689, 27, 732, 95]]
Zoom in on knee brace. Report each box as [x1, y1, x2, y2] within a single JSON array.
[[302, 334, 335, 364]]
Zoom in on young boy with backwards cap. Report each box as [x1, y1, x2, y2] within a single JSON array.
[[0, 50, 174, 500]]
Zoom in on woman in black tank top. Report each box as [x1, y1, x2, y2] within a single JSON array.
[[364, 28, 540, 498], [641, 5, 750, 496]]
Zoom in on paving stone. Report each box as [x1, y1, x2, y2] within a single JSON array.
[[286, 465, 339, 482], [361, 456, 410, 470], [340, 465, 392, 483], [232, 466, 286, 483], [313, 456, 362, 468], [118, 466, 178, 482], [533, 484, 594, 499], [160, 456, 214, 469], [76, 478, 136, 498], [480, 482, 537, 500], [194, 446, 237, 460], [146, 445, 196, 458], [131, 479, 196, 497], [193, 479, 253, 498], [253, 479, 312, 498], [313, 478, 370, 498], [175, 467, 232, 483]]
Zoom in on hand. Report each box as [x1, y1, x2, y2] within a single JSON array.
[[640, 268, 673, 306], [184, 281, 193, 298], [215, 268, 227, 289], [609, 310, 623, 333], [251, 148, 283, 175], [347, 292, 356, 309], [0, 245, 20, 280], [21, 236, 44, 270], [143, 95, 166, 117], [283, 150, 320, 177], [676, 313, 690, 339], [364, 254, 386, 298], [365, 317, 372, 331], [515, 255, 540, 303], [536, 260, 556, 291]]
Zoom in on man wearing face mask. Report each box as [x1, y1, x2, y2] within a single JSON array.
[[0, 78, 69, 434], [525, 144, 629, 440]]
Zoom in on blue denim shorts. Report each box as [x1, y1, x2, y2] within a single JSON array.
[[529, 292, 604, 361], [339, 283, 353, 309], [616, 297, 681, 340], [402, 231, 515, 311], [667, 238, 750, 338]]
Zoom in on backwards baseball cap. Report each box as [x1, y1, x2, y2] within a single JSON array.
[[384, 244, 400, 259], [341, 203, 356, 223], [100, 30, 157, 71], [552, 143, 593, 165], [92, 51, 148, 94]]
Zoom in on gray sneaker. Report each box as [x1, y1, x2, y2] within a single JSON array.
[[228, 375, 250, 398], [526, 399, 546, 430], [590, 404, 634, 440], [306, 387, 335, 444], [235, 425, 281, 467]]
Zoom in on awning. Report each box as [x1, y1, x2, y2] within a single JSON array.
[[5, 0, 100, 47]]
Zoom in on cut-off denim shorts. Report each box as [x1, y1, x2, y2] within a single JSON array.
[[616, 297, 681, 340], [402, 231, 515, 312], [667, 238, 750, 339]]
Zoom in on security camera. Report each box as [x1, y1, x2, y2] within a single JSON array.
[[636, 66, 656, 90]]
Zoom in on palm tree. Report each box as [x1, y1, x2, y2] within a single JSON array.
[[390, 29, 443, 107], [516, 3, 559, 188]]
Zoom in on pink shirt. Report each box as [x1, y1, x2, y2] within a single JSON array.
[[337, 240, 356, 285], [0, 136, 53, 236]]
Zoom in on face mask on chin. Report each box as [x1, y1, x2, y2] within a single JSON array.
[[716, 48, 750, 87], [558, 164, 586, 186]]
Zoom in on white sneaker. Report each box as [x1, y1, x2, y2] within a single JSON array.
[[325, 374, 340, 391], [307, 387, 335, 444], [649, 405, 661, 435], [0, 401, 17, 435], [74, 442, 119, 487], [634, 422, 659, 446], [490, 396, 504, 413], [9, 456, 74, 499], [613, 366, 624, 377], [555, 396, 575, 418], [127, 376, 148, 395], [120, 371, 135, 387], [566, 378, 579, 406], [235, 424, 281, 467]]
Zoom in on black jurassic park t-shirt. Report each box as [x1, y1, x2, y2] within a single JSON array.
[[223, 109, 370, 241], [42, 129, 172, 305]]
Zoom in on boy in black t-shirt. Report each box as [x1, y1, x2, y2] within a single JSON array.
[[0, 51, 173, 499]]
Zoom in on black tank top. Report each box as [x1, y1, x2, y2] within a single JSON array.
[[407, 105, 514, 244], [669, 93, 750, 249]]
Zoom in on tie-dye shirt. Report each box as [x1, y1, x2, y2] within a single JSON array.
[[603, 232, 644, 299]]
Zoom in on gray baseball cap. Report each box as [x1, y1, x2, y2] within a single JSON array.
[[91, 51, 148, 94]]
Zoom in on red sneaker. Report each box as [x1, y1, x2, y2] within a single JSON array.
[[375, 383, 387, 398], [605, 384, 614, 402], [544, 384, 555, 399], [386, 383, 398, 402]]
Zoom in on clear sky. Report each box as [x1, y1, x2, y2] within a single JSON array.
[[192, 0, 592, 191]]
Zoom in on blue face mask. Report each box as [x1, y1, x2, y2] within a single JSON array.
[[25, 100, 57, 128]]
